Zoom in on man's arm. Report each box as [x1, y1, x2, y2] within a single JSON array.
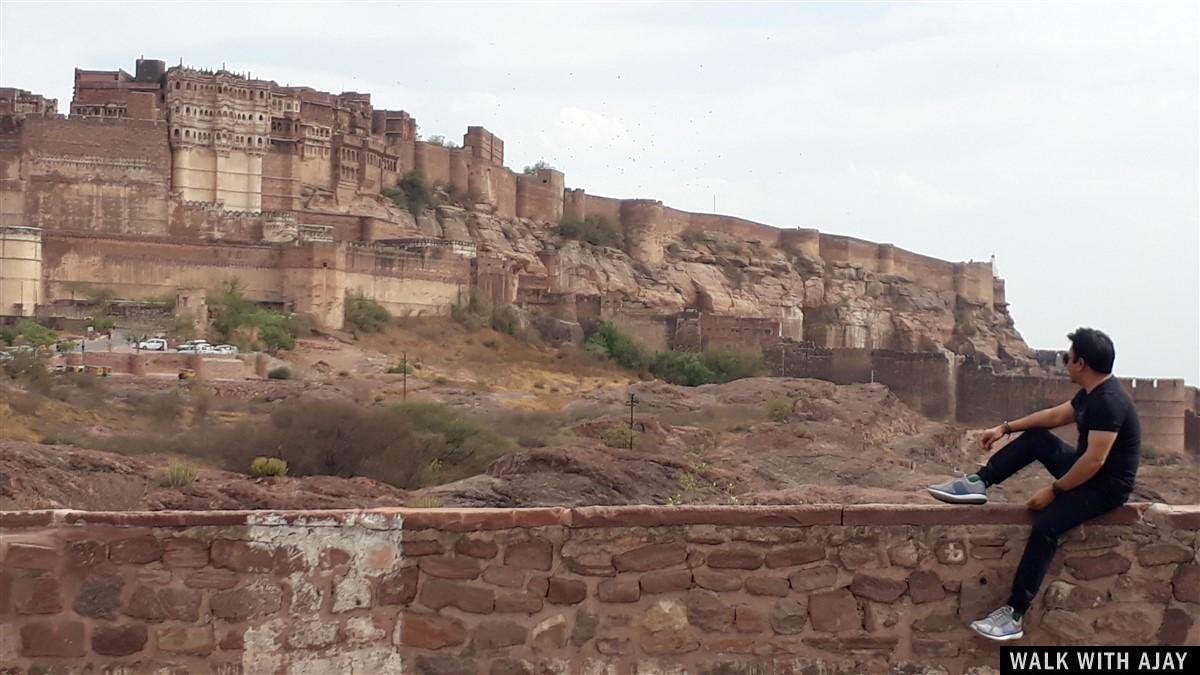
[[1052, 431, 1117, 491], [1006, 401, 1075, 433], [979, 401, 1074, 450]]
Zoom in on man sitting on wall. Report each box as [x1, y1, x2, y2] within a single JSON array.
[[926, 327, 1141, 641]]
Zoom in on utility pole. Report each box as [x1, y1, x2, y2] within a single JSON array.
[[402, 351, 408, 401], [625, 392, 639, 450]]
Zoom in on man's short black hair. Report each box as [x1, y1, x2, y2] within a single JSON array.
[[1067, 327, 1115, 374]]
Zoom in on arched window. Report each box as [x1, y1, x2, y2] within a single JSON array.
[[174, 82, 180, 90]]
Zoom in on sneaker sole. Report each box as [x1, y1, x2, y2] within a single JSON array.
[[927, 487, 987, 505], [971, 624, 1023, 641]]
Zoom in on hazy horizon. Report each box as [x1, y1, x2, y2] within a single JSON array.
[[1, 2, 1196, 384]]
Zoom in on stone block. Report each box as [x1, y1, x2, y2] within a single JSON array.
[[808, 590, 859, 633], [1065, 552, 1131, 580], [92, 623, 149, 657], [527, 576, 549, 597], [887, 541, 920, 568], [1157, 607, 1194, 645], [863, 601, 899, 632], [912, 638, 958, 658], [1174, 563, 1200, 603], [745, 576, 790, 597], [971, 546, 1007, 560], [1043, 580, 1106, 611], [321, 547, 353, 568], [765, 544, 825, 569], [958, 569, 1005, 622], [1042, 609, 1091, 642], [109, 536, 163, 565], [65, 540, 106, 568], [398, 612, 467, 649], [343, 616, 386, 644], [572, 611, 598, 646], [685, 590, 734, 632], [1093, 609, 1155, 642], [184, 568, 239, 590], [73, 574, 124, 619], [803, 635, 898, 654], [490, 658, 535, 675], [420, 578, 495, 614], [482, 565, 526, 588], [455, 537, 499, 560], [209, 582, 283, 621], [14, 576, 62, 614], [641, 569, 693, 594], [563, 551, 616, 577], [546, 577, 587, 605], [1137, 543, 1193, 567], [837, 544, 880, 570], [531, 615, 568, 651], [707, 548, 765, 570], [598, 578, 640, 603], [693, 570, 743, 592], [789, 565, 838, 592], [20, 621, 86, 657], [640, 629, 700, 655], [332, 574, 373, 613], [769, 598, 808, 634], [849, 573, 907, 603], [413, 655, 478, 675], [912, 611, 959, 633], [596, 637, 632, 655], [286, 621, 338, 650], [401, 539, 444, 557], [734, 605, 769, 633], [123, 585, 201, 622], [419, 556, 483, 580], [934, 540, 966, 565], [613, 542, 688, 572], [503, 538, 554, 571], [470, 619, 528, 648], [6, 544, 60, 570], [162, 538, 209, 568], [156, 625, 215, 655], [907, 570, 945, 604], [1110, 574, 1173, 604], [210, 539, 274, 573], [642, 599, 688, 632], [378, 567, 419, 605], [508, 596, 560, 625]]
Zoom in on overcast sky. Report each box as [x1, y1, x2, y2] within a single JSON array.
[[2, 2, 1196, 384]]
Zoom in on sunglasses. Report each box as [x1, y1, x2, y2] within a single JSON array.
[[1061, 352, 1073, 365]]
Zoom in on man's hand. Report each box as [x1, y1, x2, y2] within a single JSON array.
[[1026, 486, 1056, 511], [977, 426, 1006, 452]]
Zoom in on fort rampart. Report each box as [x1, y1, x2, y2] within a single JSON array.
[[0, 505, 1196, 673], [766, 344, 1199, 455]]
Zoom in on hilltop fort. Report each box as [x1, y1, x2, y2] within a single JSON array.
[[0, 58, 1195, 454]]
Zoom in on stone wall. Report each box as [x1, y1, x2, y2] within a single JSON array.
[[0, 505, 1196, 674], [767, 346, 1197, 455]]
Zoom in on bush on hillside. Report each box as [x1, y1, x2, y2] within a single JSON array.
[[345, 291, 390, 334], [558, 215, 623, 248]]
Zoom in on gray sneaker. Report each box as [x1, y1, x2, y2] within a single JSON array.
[[927, 474, 987, 504], [970, 605, 1023, 641]]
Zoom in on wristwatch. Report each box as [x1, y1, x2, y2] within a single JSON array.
[[1001, 421, 1012, 435], [1051, 481, 1065, 496]]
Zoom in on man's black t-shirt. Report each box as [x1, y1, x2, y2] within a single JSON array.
[[1071, 377, 1141, 492]]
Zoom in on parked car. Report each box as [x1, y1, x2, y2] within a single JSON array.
[[210, 344, 239, 355], [177, 339, 210, 353], [137, 338, 168, 351]]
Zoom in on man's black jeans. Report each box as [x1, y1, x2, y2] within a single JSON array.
[[975, 429, 1129, 614]]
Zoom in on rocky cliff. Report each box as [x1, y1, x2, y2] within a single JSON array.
[[395, 196, 1036, 370]]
